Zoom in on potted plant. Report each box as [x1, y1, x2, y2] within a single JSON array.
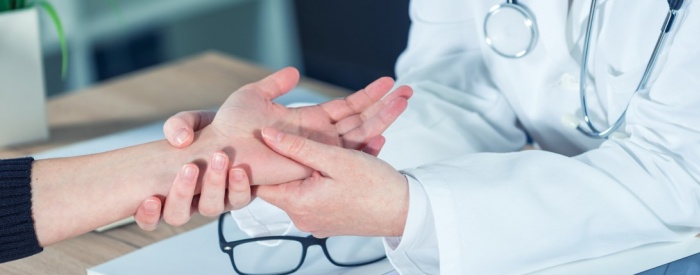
[[0, 0, 66, 147]]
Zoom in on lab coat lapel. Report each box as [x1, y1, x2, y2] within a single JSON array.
[[570, 0, 610, 39], [526, 0, 569, 59]]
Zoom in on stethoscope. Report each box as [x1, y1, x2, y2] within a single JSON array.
[[484, 0, 686, 139]]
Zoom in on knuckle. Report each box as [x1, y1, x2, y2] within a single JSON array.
[[205, 172, 227, 187], [173, 186, 193, 200], [286, 136, 308, 156], [347, 95, 364, 112], [199, 203, 224, 217], [229, 177, 249, 192], [358, 111, 369, 122], [228, 194, 251, 210], [347, 129, 368, 144]]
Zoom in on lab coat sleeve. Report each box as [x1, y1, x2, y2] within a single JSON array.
[[384, 175, 439, 274], [377, 0, 527, 170], [230, 198, 302, 237], [392, 2, 700, 274]]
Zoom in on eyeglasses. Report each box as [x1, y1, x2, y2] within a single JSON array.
[[218, 213, 387, 275]]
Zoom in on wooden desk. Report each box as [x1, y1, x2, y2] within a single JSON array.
[[0, 52, 350, 274]]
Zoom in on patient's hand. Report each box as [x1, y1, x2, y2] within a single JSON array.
[[188, 67, 411, 185], [134, 68, 412, 229]]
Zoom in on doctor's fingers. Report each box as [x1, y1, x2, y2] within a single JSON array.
[[162, 163, 200, 227], [197, 152, 230, 217], [134, 197, 163, 231], [225, 167, 254, 210], [320, 77, 397, 122], [163, 110, 216, 148], [338, 96, 409, 150], [261, 126, 358, 177]]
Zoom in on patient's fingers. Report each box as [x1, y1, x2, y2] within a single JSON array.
[[227, 167, 253, 211], [362, 136, 386, 157], [245, 67, 300, 100], [335, 85, 412, 136], [163, 111, 216, 148], [198, 152, 229, 217], [163, 164, 199, 226], [320, 77, 395, 122], [341, 96, 409, 149], [134, 197, 162, 231]]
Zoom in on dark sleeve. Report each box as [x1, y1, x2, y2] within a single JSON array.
[[0, 157, 42, 263]]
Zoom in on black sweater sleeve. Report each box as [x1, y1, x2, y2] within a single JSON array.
[[0, 157, 42, 263]]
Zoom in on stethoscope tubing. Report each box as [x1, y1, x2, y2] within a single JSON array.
[[576, 3, 678, 138], [484, 0, 683, 139]]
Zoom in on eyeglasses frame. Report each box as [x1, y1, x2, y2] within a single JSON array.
[[217, 213, 387, 275]]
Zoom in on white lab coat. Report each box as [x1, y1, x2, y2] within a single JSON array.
[[232, 0, 700, 274]]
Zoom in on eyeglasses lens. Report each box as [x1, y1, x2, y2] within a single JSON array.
[[232, 240, 303, 274], [326, 236, 386, 265]]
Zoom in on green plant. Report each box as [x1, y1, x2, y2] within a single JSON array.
[[1, 0, 67, 78]]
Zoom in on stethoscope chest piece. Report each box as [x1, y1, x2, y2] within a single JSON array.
[[484, 2, 539, 58]]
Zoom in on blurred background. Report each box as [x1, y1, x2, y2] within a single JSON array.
[[40, 0, 411, 97]]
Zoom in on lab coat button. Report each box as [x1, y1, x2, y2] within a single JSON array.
[[559, 73, 579, 90], [560, 114, 580, 129]]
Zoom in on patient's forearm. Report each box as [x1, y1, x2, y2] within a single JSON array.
[[30, 139, 211, 246], [27, 125, 321, 247]]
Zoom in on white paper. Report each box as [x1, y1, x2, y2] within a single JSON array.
[[87, 220, 395, 275]]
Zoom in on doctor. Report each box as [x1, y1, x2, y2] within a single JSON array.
[[159, 0, 700, 273]]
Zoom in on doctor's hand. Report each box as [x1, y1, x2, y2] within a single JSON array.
[[256, 127, 410, 238], [135, 111, 252, 229], [134, 152, 255, 229], [134, 69, 411, 230], [135, 155, 256, 229], [135, 110, 240, 230]]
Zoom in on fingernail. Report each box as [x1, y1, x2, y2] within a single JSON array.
[[174, 128, 190, 146], [213, 153, 227, 171], [232, 169, 244, 182], [182, 164, 196, 181], [144, 199, 160, 213], [261, 127, 283, 144]]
